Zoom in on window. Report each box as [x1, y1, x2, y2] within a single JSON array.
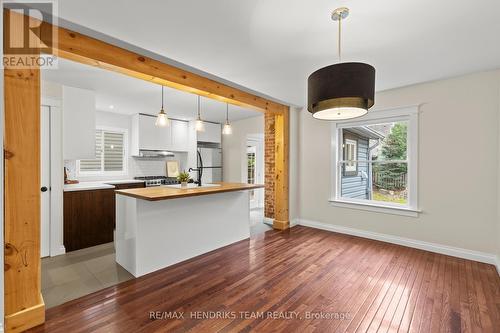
[[78, 127, 128, 176], [343, 138, 357, 175], [331, 106, 419, 215], [247, 151, 256, 184]]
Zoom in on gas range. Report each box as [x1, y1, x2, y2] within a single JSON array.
[[134, 176, 180, 187]]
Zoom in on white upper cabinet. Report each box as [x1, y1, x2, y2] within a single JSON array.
[[171, 119, 189, 151], [197, 122, 221, 144], [131, 114, 190, 155], [62, 86, 96, 160]]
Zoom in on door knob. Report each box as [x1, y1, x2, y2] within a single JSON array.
[[41, 186, 48, 192]]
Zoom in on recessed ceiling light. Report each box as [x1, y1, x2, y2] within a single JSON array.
[[109, 105, 114, 109]]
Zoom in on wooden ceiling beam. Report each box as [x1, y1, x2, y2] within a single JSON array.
[[37, 19, 288, 114]]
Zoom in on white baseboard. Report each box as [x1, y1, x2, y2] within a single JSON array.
[[50, 245, 66, 257], [263, 217, 274, 225], [297, 218, 500, 276]]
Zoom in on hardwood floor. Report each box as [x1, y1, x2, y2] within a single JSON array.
[[28, 226, 500, 333]]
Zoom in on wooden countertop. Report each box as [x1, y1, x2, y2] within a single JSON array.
[[115, 182, 264, 201]]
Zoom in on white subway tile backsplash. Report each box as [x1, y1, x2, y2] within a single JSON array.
[[66, 153, 188, 181], [64, 160, 77, 179], [130, 158, 167, 177]]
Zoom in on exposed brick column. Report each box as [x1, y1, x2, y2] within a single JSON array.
[[264, 113, 275, 219]]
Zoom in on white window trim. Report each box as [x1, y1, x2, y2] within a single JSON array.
[[77, 126, 129, 177], [330, 105, 420, 217]]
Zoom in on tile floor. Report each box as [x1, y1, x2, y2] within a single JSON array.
[[41, 243, 133, 308], [42, 208, 272, 309]]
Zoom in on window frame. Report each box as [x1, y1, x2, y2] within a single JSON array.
[[330, 106, 419, 217], [77, 126, 129, 177], [343, 137, 358, 176]]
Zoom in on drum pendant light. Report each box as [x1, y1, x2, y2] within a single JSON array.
[[307, 7, 375, 120]]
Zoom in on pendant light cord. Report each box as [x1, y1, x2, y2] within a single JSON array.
[[226, 103, 229, 123], [338, 15, 342, 62], [197, 96, 201, 118], [161, 86, 164, 110]]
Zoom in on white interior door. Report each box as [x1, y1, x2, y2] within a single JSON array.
[[41, 106, 50, 257]]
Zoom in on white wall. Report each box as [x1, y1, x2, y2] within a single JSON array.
[[73, 111, 190, 181], [289, 107, 300, 222], [299, 70, 500, 258], [222, 116, 264, 182]]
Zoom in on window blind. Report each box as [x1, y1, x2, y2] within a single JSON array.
[[79, 129, 125, 174], [79, 130, 103, 172], [103, 131, 124, 171]]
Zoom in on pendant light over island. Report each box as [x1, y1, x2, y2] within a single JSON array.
[[222, 103, 232, 135], [307, 7, 375, 121], [155, 85, 169, 127], [195, 95, 205, 132]]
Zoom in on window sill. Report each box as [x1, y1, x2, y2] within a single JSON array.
[[329, 199, 421, 217]]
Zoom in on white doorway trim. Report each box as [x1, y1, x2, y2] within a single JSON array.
[[42, 98, 65, 257]]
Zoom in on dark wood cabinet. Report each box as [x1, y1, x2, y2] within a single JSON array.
[[63, 182, 145, 252], [113, 182, 145, 190], [64, 188, 115, 252]]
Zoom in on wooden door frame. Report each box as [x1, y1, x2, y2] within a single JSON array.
[[3, 10, 289, 331]]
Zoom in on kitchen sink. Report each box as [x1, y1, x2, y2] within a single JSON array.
[[163, 183, 221, 189]]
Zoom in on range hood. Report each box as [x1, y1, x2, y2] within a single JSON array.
[[133, 149, 175, 158]]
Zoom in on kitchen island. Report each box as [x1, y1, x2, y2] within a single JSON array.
[[115, 182, 264, 277]]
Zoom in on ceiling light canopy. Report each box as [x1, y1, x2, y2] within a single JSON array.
[[307, 7, 375, 121], [155, 85, 169, 127]]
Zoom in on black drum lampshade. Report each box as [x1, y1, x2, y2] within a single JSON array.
[[307, 62, 375, 120]]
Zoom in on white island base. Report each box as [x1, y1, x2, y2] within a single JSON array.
[[115, 191, 250, 277]]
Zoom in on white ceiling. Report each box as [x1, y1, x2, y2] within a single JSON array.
[[54, 0, 500, 107], [42, 58, 261, 122]]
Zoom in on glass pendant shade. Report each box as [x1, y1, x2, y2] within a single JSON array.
[[155, 109, 169, 127], [195, 118, 205, 132], [222, 122, 232, 135]]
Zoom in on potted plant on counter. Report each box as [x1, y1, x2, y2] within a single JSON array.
[[177, 171, 190, 188]]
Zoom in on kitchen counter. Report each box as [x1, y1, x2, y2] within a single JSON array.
[[115, 182, 264, 201], [63, 179, 144, 192], [115, 182, 264, 277], [63, 182, 115, 192]]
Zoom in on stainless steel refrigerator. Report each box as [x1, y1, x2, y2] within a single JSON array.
[[197, 142, 222, 184]]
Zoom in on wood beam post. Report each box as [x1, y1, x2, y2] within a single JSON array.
[[4, 66, 45, 332], [3, 9, 45, 332], [273, 107, 290, 230]]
